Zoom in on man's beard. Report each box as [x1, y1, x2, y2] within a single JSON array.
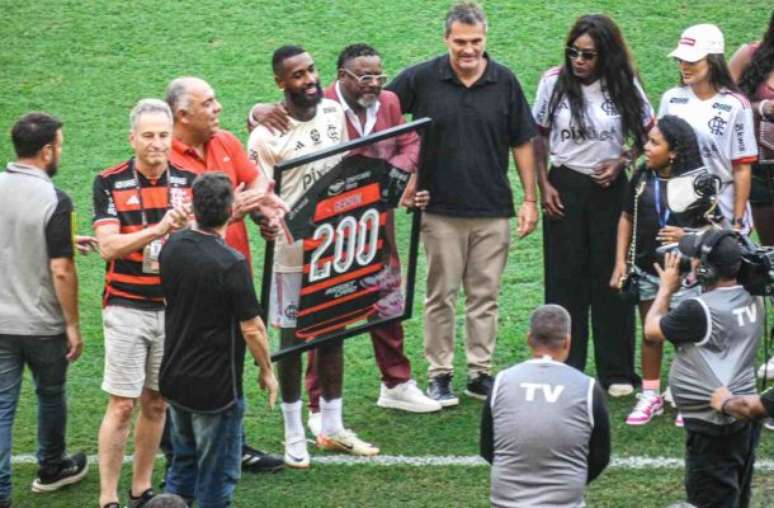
[[288, 82, 323, 109], [357, 93, 378, 109], [45, 159, 59, 177]]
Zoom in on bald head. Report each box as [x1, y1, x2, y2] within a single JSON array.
[[165, 76, 210, 116], [165, 76, 222, 141]]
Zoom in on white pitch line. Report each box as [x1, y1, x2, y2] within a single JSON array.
[[9, 454, 774, 471]]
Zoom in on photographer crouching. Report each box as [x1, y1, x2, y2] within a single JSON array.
[[644, 229, 763, 508]]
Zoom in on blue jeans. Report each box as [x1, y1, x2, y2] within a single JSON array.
[[166, 398, 244, 508], [0, 334, 69, 502]]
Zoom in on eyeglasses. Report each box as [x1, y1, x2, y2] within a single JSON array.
[[566, 47, 598, 62], [341, 68, 389, 86]]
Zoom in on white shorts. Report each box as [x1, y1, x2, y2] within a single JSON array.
[[269, 272, 301, 329], [101, 305, 164, 398]]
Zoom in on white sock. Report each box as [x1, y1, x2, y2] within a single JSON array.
[[320, 397, 344, 436], [281, 401, 304, 439], [642, 389, 659, 398]]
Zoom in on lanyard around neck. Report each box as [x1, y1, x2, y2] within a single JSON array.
[[133, 162, 171, 228], [651, 173, 670, 228]]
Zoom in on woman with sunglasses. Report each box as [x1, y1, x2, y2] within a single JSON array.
[[533, 14, 653, 397], [610, 115, 709, 427], [658, 24, 757, 234]]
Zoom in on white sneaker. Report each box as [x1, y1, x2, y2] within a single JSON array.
[[625, 393, 664, 425], [607, 383, 634, 398], [377, 380, 443, 413], [283, 435, 310, 469], [758, 358, 774, 379], [307, 411, 321, 437], [317, 428, 379, 456], [663, 386, 676, 408]]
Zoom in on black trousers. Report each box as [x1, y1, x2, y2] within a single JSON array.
[[543, 166, 637, 387], [685, 423, 760, 508]]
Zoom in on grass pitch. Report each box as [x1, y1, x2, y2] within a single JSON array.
[[2, 1, 774, 506]]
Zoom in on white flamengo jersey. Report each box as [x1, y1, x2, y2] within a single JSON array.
[[532, 67, 654, 175], [248, 98, 349, 272], [658, 86, 758, 223]]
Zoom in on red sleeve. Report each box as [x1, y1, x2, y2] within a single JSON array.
[[222, 131, 259, 186], [383, 92, 420, 173], [732, 155, 758, 165]]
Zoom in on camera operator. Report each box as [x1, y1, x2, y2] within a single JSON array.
[[644, 229, 763, 508]]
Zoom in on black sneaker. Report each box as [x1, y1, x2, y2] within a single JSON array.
[[128, 488, 157, 508], [242, 445, 284, 473], [31, 452, 88, 493], [426, 374, 459, 407], [465, 373, 494, 400], [0, 499, 10, 508]]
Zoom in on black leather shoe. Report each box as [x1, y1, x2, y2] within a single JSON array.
[[465, 373, 494, 400], [242, 445, 284, 473]]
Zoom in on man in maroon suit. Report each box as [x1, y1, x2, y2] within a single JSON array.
[[247, 44, 441, 433]]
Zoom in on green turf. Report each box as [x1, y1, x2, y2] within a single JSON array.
[[2, 0, 773, 506]]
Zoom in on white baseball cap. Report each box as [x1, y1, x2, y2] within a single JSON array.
[[669, 24, 725, 62]]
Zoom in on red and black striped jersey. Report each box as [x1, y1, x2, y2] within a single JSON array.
[[284, 155, 410, 338], [92, 158, 196, 309]]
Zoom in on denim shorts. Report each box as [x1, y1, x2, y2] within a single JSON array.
[[636, 267, 700, 306]]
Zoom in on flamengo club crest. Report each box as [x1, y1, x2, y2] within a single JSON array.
[[708, 115, 727, 136], [600, 97, 618, 116]]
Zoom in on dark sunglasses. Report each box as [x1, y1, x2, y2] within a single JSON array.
[[566, 47, 598, 61]]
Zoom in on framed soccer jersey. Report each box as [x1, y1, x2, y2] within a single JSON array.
[[259, 119, 430, 360]]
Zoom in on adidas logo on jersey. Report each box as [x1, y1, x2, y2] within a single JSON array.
[[127, 195, 140, 206], [295, 141, 306, 150]]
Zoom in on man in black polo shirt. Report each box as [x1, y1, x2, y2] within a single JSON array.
[[159, 173, 278, 508], [387, 1, 539, 405]]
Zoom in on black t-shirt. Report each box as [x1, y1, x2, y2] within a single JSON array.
[[387, 54, 537, 218], [158, 229, 262, 413], [660, 299, 708, 345], [624, 167, 696, 275]]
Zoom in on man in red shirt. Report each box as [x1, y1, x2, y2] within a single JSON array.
[[164, 76, 287, 473], [247, 44, 441, 435]]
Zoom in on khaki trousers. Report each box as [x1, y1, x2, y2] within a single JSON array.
[[421, 212, 510, 379]]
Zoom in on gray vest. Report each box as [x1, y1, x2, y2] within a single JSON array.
[[669, 285, 762, 426], [490, 358, 595, 508], [0, 163, 68, 335]]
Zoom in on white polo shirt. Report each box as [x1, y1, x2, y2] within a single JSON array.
[[532, 67, 654, 175]]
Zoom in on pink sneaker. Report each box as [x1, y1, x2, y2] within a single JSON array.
[[625, 393, 664, 425], [675, 412, 684, 427]]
